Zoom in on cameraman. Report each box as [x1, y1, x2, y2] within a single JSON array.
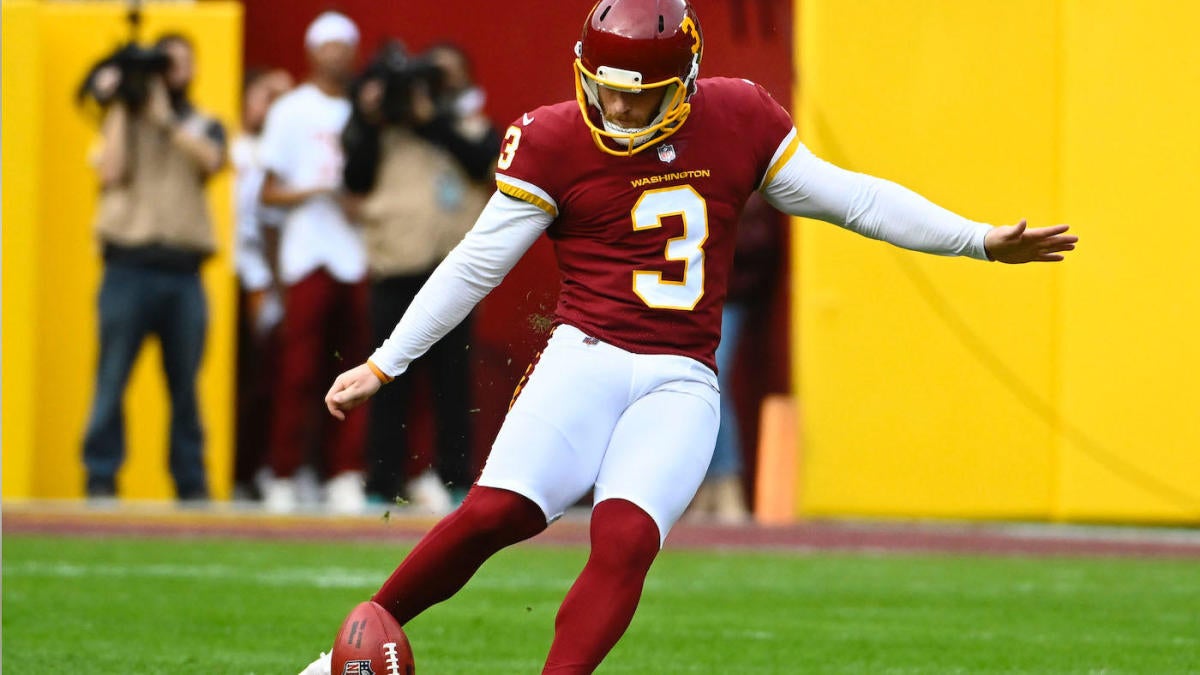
[[82, 33, 226, 501], [341, 42, 500, 512]]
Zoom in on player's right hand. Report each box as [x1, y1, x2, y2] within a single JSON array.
[[325, 363, 383, 420]]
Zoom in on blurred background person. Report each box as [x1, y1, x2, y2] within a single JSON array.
[[79, 33, 226, 501], [257, 11, 369, 514], [689, 194, 784, 523], [423, 43, 502, 185], [231, 67, 294, 501], [341, 41, 500, 513]]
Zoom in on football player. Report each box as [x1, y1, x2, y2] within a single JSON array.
[[303, 0, 1076, 672]]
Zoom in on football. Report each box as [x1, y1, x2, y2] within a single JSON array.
[[331, 601, 415, 675]]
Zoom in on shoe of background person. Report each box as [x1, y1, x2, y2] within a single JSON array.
[[177, 485, 210, 503], [231, 481, 259, 502], [263, 477, 299, 514], [234, 466, 272, 502], [297, 650, 330, 675], [325, 471, 367, 515], [86, 477, 117, 499], [295, 465, 323, 508], [712, 474, 751, 525], [406, 469, 453, 515]]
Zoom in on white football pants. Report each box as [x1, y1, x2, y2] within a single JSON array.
[[477, 323, 720, 544]]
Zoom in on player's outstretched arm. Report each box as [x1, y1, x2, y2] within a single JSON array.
[[325, 363, 382, 420], [984, 219, 1077, 263], [760, 134, 1081, 262]]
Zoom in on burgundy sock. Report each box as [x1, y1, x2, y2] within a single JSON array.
[[542, 499, 661, 674], [371, 485, 546, 625]]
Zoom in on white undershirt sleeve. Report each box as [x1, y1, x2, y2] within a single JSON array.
[[369, 192, 554, 377], [760, 130, 993, 260]]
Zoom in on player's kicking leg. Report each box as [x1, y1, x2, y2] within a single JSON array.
[[298, 485, 548, 674], [370, 485, 547, 622]]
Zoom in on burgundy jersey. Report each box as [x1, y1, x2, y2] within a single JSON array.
[[495, 77, 793, 370]]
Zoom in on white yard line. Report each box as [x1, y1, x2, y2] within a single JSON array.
[[2, 559, 575, 591]]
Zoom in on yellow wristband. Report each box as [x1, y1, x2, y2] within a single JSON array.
[[366, 360, 394, 384]]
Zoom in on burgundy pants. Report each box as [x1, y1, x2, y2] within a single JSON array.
[[234, 288, 278, 490], [268, 268, 370, 478]]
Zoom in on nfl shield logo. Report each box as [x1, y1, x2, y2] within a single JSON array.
[[342, 661, 376, 675], [657, 143, 676, 164]]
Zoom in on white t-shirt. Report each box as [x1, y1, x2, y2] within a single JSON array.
[[231, 133, 280, 291], [258, 83, 367, 285]]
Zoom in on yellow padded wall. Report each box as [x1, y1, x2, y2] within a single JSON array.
[[3, 2, 241, 500], [794, 0, 1062, 517], [792, 0, 1200, 521], [2, 1, 44, 499], [1056, 1, 1200, 520]]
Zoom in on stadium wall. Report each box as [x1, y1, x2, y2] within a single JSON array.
[[794, 0, 1200, 522], [1, 2, 242, 500]]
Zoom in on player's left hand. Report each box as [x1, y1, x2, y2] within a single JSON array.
[[325, 363, 383, 420], [984, 219, 1078, 263]]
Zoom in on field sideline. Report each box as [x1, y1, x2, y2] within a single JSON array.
[[4, 502, 1199, 674], [6, 500, 1200, 557]]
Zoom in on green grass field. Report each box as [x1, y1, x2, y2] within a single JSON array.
[[3, 534, 1198, 674]]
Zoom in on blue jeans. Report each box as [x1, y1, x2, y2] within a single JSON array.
[[82, 263, 208, 498], [707, 303, 746, 479]]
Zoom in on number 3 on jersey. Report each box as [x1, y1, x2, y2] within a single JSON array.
[[632, 185, 708, 311], [497, 126, 521, 170]]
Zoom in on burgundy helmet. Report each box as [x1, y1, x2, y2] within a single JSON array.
[[574, 0, 703, 155]]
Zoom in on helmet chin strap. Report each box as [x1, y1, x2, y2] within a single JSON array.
[[601, 123, 645, 148], [601, 105, 670, 147]]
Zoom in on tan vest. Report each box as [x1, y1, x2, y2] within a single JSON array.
[[360, 128, 489, 277], [93, 113, 217, 254]]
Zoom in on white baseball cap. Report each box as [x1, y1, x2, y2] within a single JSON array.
[[304, 11, 359, 50]]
